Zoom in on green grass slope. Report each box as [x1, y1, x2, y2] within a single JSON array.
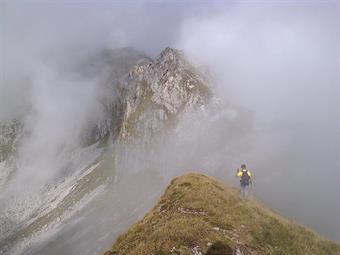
[[104, 173, 340, 255]]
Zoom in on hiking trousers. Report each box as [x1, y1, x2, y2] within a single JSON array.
[[240, 184, 250, 199]]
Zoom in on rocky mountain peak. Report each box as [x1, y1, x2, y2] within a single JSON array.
[[155, 47, 186, 68], [112, 47, 215, 142], [83, 47, 217, 146], [159, 46, 183, 58]]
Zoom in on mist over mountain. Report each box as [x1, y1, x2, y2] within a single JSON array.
[[0, 1, 339, 255], [0, 44, 250, 255]]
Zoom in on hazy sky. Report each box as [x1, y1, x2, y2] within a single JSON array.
[[0, 0, 339, 241]]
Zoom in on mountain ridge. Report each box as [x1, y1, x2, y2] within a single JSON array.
[[103, 173, 340, 255]]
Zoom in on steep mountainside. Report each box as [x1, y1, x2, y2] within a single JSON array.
[[104, 173, 340, 255], [0, 119, 23, 188], [111, 47, 215, 143], [0, 119, 22, 162], [82, 47, 216, 147]]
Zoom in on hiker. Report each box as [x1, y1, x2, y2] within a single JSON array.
[[236, 164, 252, 199]]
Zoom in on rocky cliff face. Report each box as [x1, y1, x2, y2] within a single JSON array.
[[0, 120, 22, 162], [0, 119, 23, 189], [66, 46, 223, 151], [78, 47, 151, 146], [110, 47, 216, 144], [83, 47, 244, 176]]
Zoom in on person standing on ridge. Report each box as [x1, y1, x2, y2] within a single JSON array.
[[236, 164, 252, 199]]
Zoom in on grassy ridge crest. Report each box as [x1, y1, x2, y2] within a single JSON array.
[[104, 173, 340, 255]]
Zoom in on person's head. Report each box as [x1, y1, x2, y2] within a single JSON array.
[[241, 164, 246, 170]]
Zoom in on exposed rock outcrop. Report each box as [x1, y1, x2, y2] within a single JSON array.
[[82, 47, 216, 147], [0, 119, 23, 189], [112, 47, 215, 143], [0, 119, 23, 162]]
